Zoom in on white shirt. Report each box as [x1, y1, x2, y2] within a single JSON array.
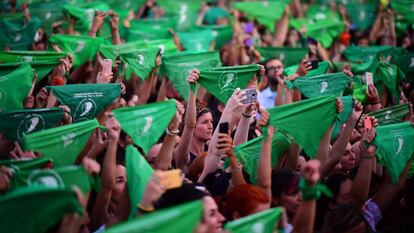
[[257, 86, 277, 109]]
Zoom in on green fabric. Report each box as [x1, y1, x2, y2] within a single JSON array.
[[267, 95, 338, 157], [157, 0, 201, 15], [332, 96, 354, 140], [0, 157, 51, 171], [0, 51, 66, 82], [369, 103, 410, 126], [0, 17, 41, 50], [9, 165, 95, 194], [234, 1, 289, 32], [203, 7, 230, 25], [107, 200, 203, 233], [352, 75, 367, 103], [0, 64, 34, 112], [114, 100, 176, 154], [232, 131, 290, 184], [395, 51, 414, 81], [290, 17, 345, 48], [63, 2, 110, 34], [374, 62, 405, 98], [285, 72, 352, 98], [197, 64, 260, 103], [299, 177, 333, 200], [392, 0, 414, 24], [224, 208, 283, 233], [125, 145, 154, 217], [99, 40, 177, 60], [49, 34, 104, 67], [126, 18, 174, 42], [283, 60, 330, 77], [161, 51, 222, 100], [345, 2, 377, 30], [257, 47, 309, 67], [177, 29, 215, 52], [0, 107, 64, 142], [343, 46, 404, 63], [198, 25, 233, 49], [23, 119, 99, 168], [49, 83, 122, 122], [375, 122, 414, 184], [119, 47, 160, 80], [29, 1, 66, 34], [0, 186, 83, 233]]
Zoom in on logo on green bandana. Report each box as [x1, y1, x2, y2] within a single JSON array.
[[218, 72, 238, 94], [28, 169, 64, 188], [393, 135, 404, 156], [18, 56, 34, 62], [137, 116, 153, 136], [409, 57, 414, 68], [0, 87, 7, 108], [74, 41, 86, 53], [75, 98, 97, 121], [359, 11, 365, 20], [383, 110, 394, 123], [320, 81, 328, 94], [14, 33, 22, 42], [278, 53, 285, 62], [388, 67, 394, 76], [252, 221, 265, 233], [17, 114, 45, 140], [45, 12, 52, 19], [136, 52, 145, 65], [62, 133, 76, 148]]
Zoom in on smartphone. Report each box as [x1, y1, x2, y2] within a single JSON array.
[[309, 59, 319, 70], [365, 72, 373, 87], [241, 88, 258, 104], [103, 59, 112, 75], [363, 116, 373, 131], [156, 169, 183, 190], [219, 122, 229, 135]]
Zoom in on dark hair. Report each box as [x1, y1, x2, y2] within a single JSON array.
[[321, 204, 371, 233], [154, 183, 209, 210], [196, 107, 211, 120], [323, 172, 353, 205], [271, 169, 300, 199]]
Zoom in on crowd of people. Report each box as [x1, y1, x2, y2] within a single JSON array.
[[1, 0, 414, 232]]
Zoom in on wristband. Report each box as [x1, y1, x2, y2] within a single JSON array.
[[241, 112, 252, 118], [166, 128, 179, 136], [299, 177, 333, 201]]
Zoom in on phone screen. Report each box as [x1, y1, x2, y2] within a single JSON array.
[[219, 122, 229, 134]]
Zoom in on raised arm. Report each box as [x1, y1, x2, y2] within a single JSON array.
[[137, 54, 161, 105], [109, 12, 121, 45], [218, 133, 246, 187], [173, 70, 198, 173], [272, 6, 290, 47], [233, 102, 256, 146], [154, 101, 184, 170], [257, 125, 274, 201]]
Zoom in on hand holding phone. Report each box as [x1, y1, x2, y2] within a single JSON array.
[[103, 59, 113, 75], [309, 59, 318, 70], [219, 122, 229, 135], [365, 72, 373, 88], [241, 88, 258, 104]]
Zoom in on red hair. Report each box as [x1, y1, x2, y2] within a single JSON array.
[[224, 184, 269, 220]]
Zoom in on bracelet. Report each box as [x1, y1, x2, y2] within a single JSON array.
[[166, 127, 179, 136], [299, 177, 333, 201], [137, 203, 154, 212], [241, 112, 252, 118]]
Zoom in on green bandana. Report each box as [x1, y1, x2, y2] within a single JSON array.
[[177, 29, 215, 52], [0, 157, 51, 171], [392, 1, 414, 24], [0, 186, 83, 233], [332, 96, 354, 140], [374, 62, 405, 98], [230, 131, 291, 184], [224, 208, 283, 233], [157, 0, 201, 15], [284, 72, 352, 98], [375, 122, 414, 184], [99, 40, 174, 61], [0, 51, 67, 82], [290, 17, 345, 48], [113, 100, 176, 154], [125, 145, 154, 217], [0, 107, 65, 142], [9, 165, 95, 194], [29, 1, 66, 34], [344, 2, 377, 30], [198, 25, 233, 49], [0, 64, 34, 112], [234, 1, 289, 32], [343, 46, 404, 63], [395, 51, 414, 81], [161, 51, 222, 100], [23, 119, 99, 168], [126, 18, 173, 42], [257, 47, 309, 67], [49, 83, 122, 122], [283, 60, 330, 77], [203, 7, 230, 25], [119, 47, 160, 80], [49, 34, 104, 67], [369, 103, 411, 126], [267, 95, 338, 157], [107, 200, 203, 233], [197, 64, 260, 103], [0, 17, 41, 50], [63, 2, 110, 34]]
